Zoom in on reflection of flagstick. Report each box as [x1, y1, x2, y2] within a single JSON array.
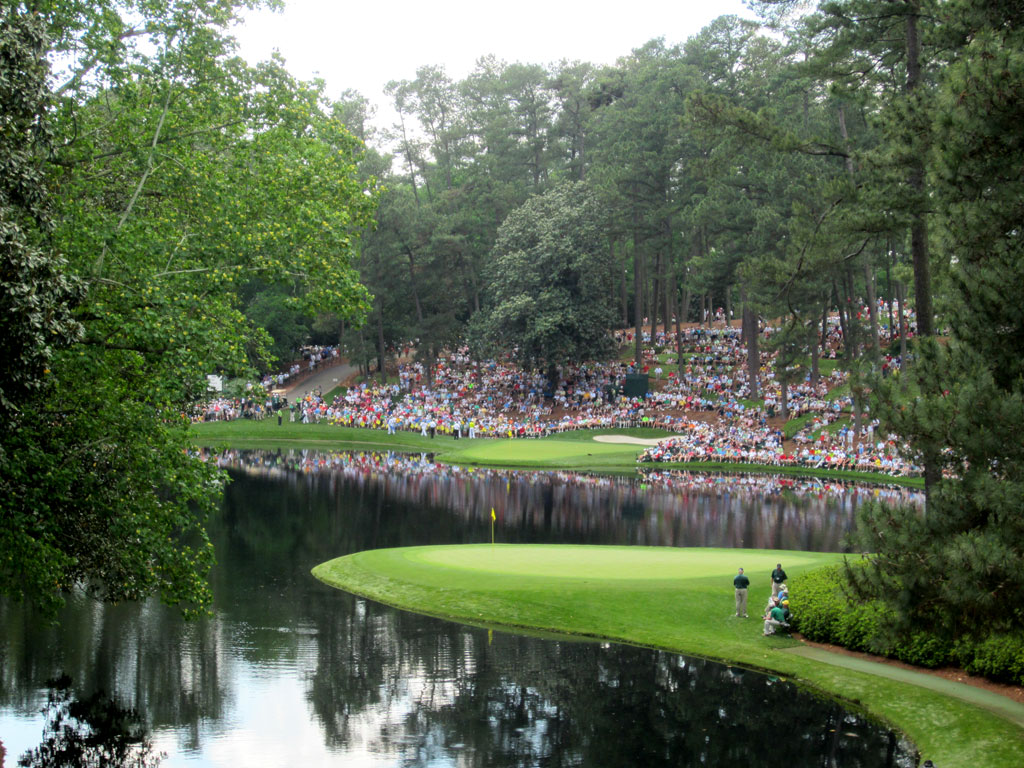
[[490, 507, 496, 545], [488, 628, 493, 646]]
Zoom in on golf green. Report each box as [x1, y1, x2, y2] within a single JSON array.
[[402, 544, 825, 582], [314, 544, 1024, 768]]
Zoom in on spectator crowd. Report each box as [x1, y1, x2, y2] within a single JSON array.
[[196, 302, 923, 479]]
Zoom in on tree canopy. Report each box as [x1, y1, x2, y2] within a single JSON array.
[[343, 2, 1024, 649], [473, 182, 616, 374], [0, 1, 377, 617]]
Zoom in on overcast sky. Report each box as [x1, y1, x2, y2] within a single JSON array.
[[232, 0, 750, 131]]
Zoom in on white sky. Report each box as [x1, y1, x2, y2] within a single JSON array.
[[232, 0, 751, 132]]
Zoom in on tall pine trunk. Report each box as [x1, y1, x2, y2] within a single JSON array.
[[741, 285, 759, 400], [633, 197, 642, 366], [376, 300, 386, 385], [906, 3, 934, 340], [865, 254, 880, 360], [676, 286, 685, 377]]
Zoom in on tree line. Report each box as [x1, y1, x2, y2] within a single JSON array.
[[342, 0, 1024, 645], [2, 0, 1021, 649]]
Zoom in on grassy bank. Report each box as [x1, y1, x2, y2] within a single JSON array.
[[192, 420, 923, 487], [313, 544, 1024, 768]]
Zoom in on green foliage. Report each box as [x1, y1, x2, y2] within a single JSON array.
[[0, 2, 376, 618], [787, 564, 847, 642], [894, 632, 955, 670], [845, 0, 1024, 642], [473, 182, 616, 371], [245, 286, 310, 362], [792, 565, 1024, 679], [958, 634, 1024, 687], [0, 8, 82, 412]]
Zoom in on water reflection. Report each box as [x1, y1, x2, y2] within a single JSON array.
[[206, 447, 924, 552], [16, 675, 163, 768], [308, 615, 910, 768], [0, 451, 915, 766]]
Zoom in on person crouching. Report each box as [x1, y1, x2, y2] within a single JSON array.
[[763, 598, 787, 636]]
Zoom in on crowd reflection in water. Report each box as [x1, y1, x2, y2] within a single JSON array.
[[203, 448, 923, 553]]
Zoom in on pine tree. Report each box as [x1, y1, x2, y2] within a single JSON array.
[[847, 0, 1024, 640]]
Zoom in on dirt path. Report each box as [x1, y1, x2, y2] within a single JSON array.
[[283, 361, 358, 400], [784, 643, 1024, 728]]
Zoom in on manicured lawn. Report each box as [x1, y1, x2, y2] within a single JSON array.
[[321, 385, 346, 401], [194, 420, 647, 471], [314, 544, 1024, 768], [192, 420, 924, 486], [452, 438, 638, 466]]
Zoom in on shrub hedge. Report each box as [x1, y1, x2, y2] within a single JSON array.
[[790, 564, 1024, 685]]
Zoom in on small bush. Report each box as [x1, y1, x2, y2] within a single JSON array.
[[893, 632, 954, 669], [958, 634, 1024, 685], [788, 564, 845, 642], [834, 601, 886, 653], [791, 564, 1022, 683]]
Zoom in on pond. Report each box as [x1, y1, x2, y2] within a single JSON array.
[[0, 450, 919, 767]]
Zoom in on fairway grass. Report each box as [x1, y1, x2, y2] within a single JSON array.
[[314, 544, 1024, 768], [193, 420, 924, 487]]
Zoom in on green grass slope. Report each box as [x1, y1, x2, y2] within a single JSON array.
[[192, 420, 923, 486], [313, 544, 1024, 768]]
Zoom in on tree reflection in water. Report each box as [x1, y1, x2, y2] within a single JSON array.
[[307, 608, 913, 768], [0, 452, 917, 766], [18, 675, 162, 768]]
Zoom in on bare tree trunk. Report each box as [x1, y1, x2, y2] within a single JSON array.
[[895, 278, 908, 363], [864, 253, 880, 360], [906, 3, 934, 341], [663, 251, 672, 335], [811, 331, 820, 386], [676, 286, 685, 377], [614, 240, 630, 327], [651, 251, 662, 334], [376, 300, 387, 384], [405, 248, 424, 324], [633, 198, 643, 366], [835, 280, 850, 359], [741, 285, 759, 399], [615, 238, 628, 328], [885, 248, 895, 347], [817, 300, 830, 385], [359, 327, 370, 377]]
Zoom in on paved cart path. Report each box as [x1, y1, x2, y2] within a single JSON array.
[[784, 645, 1024, 728], [282, 361, 358, 400]]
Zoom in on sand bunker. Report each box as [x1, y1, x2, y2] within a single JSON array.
[[592, 435, 665, 446]]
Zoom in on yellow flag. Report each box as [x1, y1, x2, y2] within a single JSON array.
[[491, 508, 496, 521]]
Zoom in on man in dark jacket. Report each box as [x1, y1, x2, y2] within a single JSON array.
[[734, 567, 750, 618], [771, 563, 788, 599]]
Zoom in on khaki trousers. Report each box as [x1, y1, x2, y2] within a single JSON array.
[[735, 588, 748, 617]]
